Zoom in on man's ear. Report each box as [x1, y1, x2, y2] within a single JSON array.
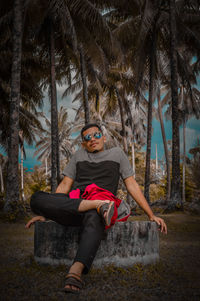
[[103, 135, 106, 143], [81, 142, 85, 149]]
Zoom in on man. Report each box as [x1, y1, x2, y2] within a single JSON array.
[[26, 123, 167, 294]]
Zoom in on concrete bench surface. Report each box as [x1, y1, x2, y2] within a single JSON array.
[[34, 220, 159, 267]]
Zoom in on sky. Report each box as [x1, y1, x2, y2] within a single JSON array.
[[1, 83, 200, 170]]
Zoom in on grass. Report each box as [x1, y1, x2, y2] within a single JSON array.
[[0, 213, 200, 300]]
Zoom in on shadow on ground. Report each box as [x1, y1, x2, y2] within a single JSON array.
[[0, 213, 200, 301]]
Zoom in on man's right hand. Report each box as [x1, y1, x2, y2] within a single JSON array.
[[25, 216, 46, 228]]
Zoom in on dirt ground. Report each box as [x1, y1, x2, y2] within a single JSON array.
[[0, 213, 200, 301]]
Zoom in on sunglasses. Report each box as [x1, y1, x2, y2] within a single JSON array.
[[83, 132, 102, 142]]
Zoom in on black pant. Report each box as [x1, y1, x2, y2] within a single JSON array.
[[30, 191, 105, 274]]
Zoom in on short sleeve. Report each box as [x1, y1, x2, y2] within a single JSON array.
[[119, 148, 134, 179], [62, 153, 77, 179]]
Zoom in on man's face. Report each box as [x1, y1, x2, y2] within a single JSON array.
[[81, 127, 106, 153]]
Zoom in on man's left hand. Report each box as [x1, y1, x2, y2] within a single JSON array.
[[149, 215, 167, 234]]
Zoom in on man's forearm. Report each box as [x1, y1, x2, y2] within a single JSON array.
[[56, 176, 74, 194], [56, 182, 69, 193], [124, 176, 154, 219]]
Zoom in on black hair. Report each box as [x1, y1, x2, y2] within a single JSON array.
[[81, 123, 102, 139]]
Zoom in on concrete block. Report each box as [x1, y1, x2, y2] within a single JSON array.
[[34, 220, 159, 267]]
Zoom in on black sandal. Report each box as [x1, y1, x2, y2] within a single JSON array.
[[64, 272, 84, 294], [97, 201, 115, 226]]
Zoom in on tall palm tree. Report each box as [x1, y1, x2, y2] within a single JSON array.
[[110, 0, 200, 205], [41, 0, 115, 188], [144, 15, 158, 203], [168, 0, 182, 207], [157, 83, 171, 201], [0, 0, 47, 211], [49, 19, 60, 191], [34, 107, 74, 173], [114, 87, 128, 154], [0, 154, 7, 195], [4, 0, 23, 212], [79, 45, 90, 124], [19, 130, 25, 201]]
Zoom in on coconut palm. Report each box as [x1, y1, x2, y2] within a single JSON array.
[[168, 0, 182, 207], [161, 53, 200, 204], [4, 0, 23, 211], [189, 138, 200, 194], [34, 0, 116, 190], [156, 83, 171, 201], [0, 0, 47, 210], [0, 154, 7, 195], [34, 107, 75, 180], [109, 0, 200, 205], [105, 0, 163, 202]]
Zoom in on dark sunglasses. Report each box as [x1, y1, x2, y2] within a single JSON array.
[[83, 132, 102, 142]]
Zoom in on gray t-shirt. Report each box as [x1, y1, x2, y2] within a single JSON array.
[[63, 147, 133, 195]]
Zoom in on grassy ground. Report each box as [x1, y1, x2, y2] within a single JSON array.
[[0, 213, 200, 301]]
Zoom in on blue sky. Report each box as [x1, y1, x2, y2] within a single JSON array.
[[1, 84, 200, 170], [150, 116, 199, 162]]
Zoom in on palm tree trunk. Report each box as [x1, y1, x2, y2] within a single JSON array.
[[0, 163, 4, 194], [131, 141, 136, 176], [95, 91, 99, 112], [126, 141, 136, 208], [20, 145, 25, 201], [50, 22, 60, 192], [123, 96, 134, 130], [157, 87, 171, 201], [79, 45, 90, 124], [123, 96, 136, 173], [182, 115, 186, 203], [155, 144, 158, 178], [169, 0, 182, 208], [45, 157, 48, 185], [4, 0, 22, 212], [114, 87, 128, 154], [144, 33, 156, 203]]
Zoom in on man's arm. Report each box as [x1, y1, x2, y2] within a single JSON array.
[[124, 176, 167, 234], [56, 176, 74, 194]]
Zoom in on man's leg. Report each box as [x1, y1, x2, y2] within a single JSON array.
[[30, 191, 110, 226], [30, 191, 111, 292], [64, 209, 106, 292], [30, 191, 83, 226], [73, 209, 105, 270]]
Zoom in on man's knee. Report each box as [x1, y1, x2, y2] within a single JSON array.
[[30, 191, 45, 212]]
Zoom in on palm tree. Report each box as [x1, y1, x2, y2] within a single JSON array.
[[106, 0, 162, 202], [110, 0, 200, 206], [179, 84, 200, 203], [0, 0, 47, 211], [49, 20, 60, 192], [4, 0, 23, 212], [168, 0, 182, 207], [189, 138, 200, 196], [0, 154, 7, 195], [19, 130, 25, 201], [34, 107, 74, 178], [38, 0, 115, 189], [79, 45, 90, 124], [157, 83, 171, 201], [162, 55, 200, 206]]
